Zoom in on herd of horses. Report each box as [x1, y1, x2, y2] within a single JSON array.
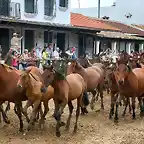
[[1, 52, 144, 137]]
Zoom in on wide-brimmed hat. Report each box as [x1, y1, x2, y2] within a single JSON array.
[[13, 33, 18, 36]]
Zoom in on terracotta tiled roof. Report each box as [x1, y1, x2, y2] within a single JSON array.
[[96, 19, 144, 36], [71, 13, 120, 31], [132, 24, 144, 31], [97, 31, 144, 40]]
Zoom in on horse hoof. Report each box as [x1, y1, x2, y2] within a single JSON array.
[[109, 115, 112, 120], [114, 118, 119, 123], [60, 122, 65, 127], [90, 104, 94, 110], [19, 128, 24, 133], [73, 126, 77, 133], [56, 131, 61, 137], [4, 119, 10, 124]]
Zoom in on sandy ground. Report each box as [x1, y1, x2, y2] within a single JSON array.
[[0, 94, 144, 144]]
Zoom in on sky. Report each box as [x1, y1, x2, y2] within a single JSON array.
[[71, 0, 115, 8]]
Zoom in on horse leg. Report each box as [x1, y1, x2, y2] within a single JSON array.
[[109, 93, 115, 119], [90, 90, 96, 110], [14, 101, 24, 132], [65, 101, 73, 131], [131, 96, 136, 119], [122, 97, 129, 116], [0, 101, 10, 124], [73, 97, 81, 133], [35, 102, 43, 122], [99, 85, 104, 110], [114, 94, 119, 122], [22, 100, 33, 123], [39, 101, 49, 126], [54, 100, 67, 137], [138, 97, 144, 117], [27, 99, 41, 131], [5, 102, 10, 114]]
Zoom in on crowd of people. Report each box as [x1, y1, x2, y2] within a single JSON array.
[[3, 41, 77, 70]]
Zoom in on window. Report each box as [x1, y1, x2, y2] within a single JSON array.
[[44, 0, 54, 16], [59, 0, 68, 8], [25, 0, 37, 13], [44, 31, 53, 45]]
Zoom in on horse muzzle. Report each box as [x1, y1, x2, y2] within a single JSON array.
[[118, 80, 124, 85], [17, 84, 23, 89]]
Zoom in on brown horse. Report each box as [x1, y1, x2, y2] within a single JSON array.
[[17, 66, 47, 130], [42, 64, 86, 137], [113, 63, 144, 120], [67, 60, 104, 110], [0, 64, 28, 132], [17, 67, 54, 127]]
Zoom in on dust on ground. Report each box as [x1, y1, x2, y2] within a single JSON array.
[[0, 94, 144, 144]]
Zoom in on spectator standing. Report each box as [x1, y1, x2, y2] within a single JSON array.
[[11, 33, 23, 53], [12, 51, 19, 69]]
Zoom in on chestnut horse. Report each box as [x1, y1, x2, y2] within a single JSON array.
[[113, 63, 144, 120], [0, 64, 28, 132], [42, 64, 86, 137], [17, 67, 47, 130], [17, 67, 54, 127], [67, 60, 104, 110]]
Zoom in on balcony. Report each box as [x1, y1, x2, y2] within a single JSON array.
[[0, 0, 21, 19]]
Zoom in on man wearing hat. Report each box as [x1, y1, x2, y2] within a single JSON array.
[[11, 32, 23, 53]]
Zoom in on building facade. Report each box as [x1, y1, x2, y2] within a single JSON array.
[[0, 0, 72, 56]]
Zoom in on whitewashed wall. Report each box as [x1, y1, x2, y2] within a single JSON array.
[[11, 0, 71, 24]]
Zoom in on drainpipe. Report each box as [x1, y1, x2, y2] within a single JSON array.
[[98, 0, 100, 18]]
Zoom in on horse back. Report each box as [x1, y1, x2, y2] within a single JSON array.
[[66, 74, 85, 101]]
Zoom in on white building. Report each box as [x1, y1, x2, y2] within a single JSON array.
[[0, 0, 74, 55], [72, 0, 144, 25]]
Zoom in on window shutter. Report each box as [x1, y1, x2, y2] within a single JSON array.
[[25, 0, 34, 13], [65, 0, 68, 8], [52, 0, 56, 16], [34, 0, 38, 13], [15, 3, 21, 18]]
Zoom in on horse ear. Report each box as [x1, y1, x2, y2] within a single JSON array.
[[127, 65, 132, 72]]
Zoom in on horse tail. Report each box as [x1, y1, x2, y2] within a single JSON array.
[[82, 90, 89, 106]]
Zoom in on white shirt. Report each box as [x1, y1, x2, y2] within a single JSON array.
[[52, 50, 59, 59]]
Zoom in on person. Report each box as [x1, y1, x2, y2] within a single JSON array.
[[71, 47, 77, 60], [11, 51, 19, 69], [52, 47, 60, 60], [42, 48, 48, 66], [46, 43, 53, 65], [4, 48, 13, 66], [36, 46, 42, 67], [11, 33, 23, 53], [21, 49, 29, 69]]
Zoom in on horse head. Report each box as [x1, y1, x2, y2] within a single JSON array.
[[17, 69, 31, 89], [114, 63, 132, 86]]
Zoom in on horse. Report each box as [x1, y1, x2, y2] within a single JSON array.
[[17, 66, 47, 130], [0, 64, 28, 132], [113, 63, 144, 121], [17, 67, 54, 127], [42, 62, 86, 137], [67, 60, 104, 110]]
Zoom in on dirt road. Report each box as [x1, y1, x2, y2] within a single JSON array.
[[0, 96, 144, 144]]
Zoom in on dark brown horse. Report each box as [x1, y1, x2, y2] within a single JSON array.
[[67, 60, 104, 110]]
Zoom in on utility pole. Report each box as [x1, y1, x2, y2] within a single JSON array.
[[98, 0, 100, 18], [78, 0, 80, 8]]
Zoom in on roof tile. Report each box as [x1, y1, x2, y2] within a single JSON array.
[[71, 13, 120, 31]]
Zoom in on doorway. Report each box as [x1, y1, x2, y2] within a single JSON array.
[[78, 34, 86, 56], [135, 42, 139, 52], [57, 33, 65, 52], [24, 30, 34, 51], [0, 28, 9, 58]]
